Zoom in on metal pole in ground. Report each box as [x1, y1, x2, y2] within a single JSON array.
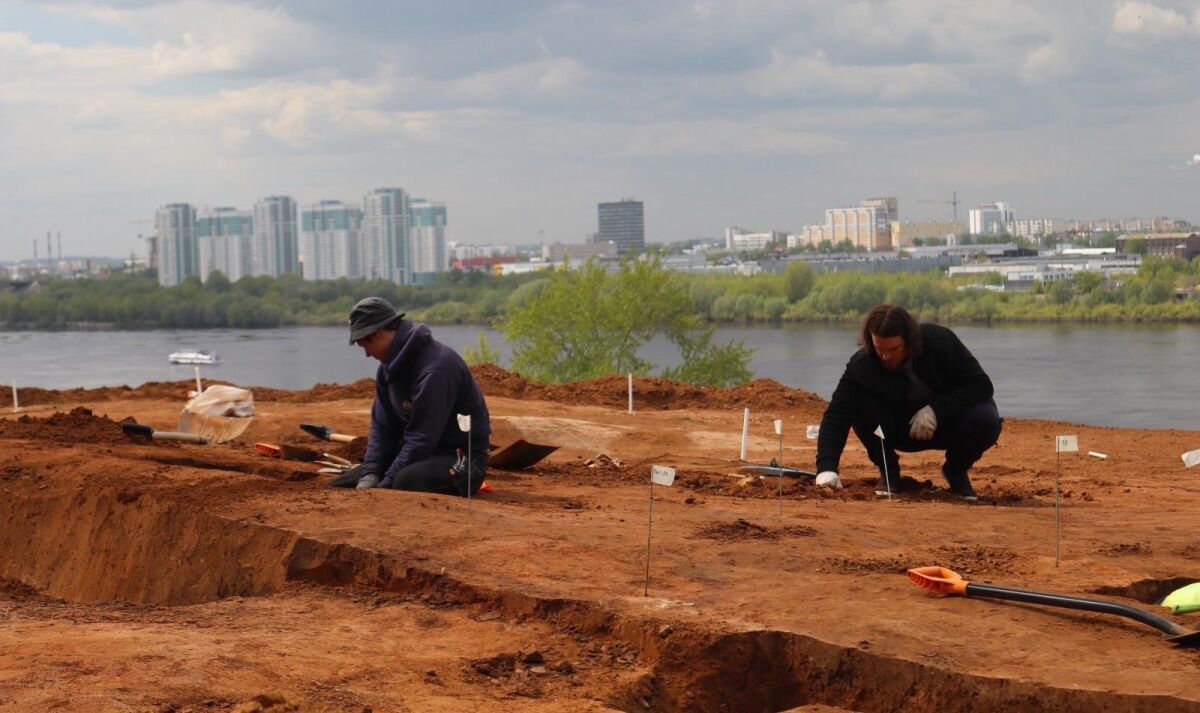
[[10, 379, 17, 413], [876, 425, 892, 501], [1055, 449, 1061, 566], [644, 479, 654, 597], [775, 419, 784, 517]]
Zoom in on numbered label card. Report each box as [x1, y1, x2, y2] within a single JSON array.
[[773, 419, 783, 436], [650, 465, 676, 487], [873, 425, 886, 440], [1182, 449, 1200, 469], [1055, 435, 1078, 453], [806, 425, 820, 440]]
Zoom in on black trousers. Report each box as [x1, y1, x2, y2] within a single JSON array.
[[851, 399, 1001, 485], [383, 451, 488, 497]]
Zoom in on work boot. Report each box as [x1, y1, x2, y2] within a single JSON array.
[[942, 467, 978, 502]]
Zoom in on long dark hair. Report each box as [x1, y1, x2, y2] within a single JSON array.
[[859, 304, 922, 358]]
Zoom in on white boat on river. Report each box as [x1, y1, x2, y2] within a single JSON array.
[[168, 350, 220, 365]]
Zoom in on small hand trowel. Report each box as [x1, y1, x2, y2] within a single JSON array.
[[299, 423, 358, 444]]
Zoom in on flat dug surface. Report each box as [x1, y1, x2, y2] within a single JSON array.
[[2, 369, 1199, 712]]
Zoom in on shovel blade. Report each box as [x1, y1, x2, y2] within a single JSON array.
[[1167, 630, 1200, 647], [488, 439, 559, 471]]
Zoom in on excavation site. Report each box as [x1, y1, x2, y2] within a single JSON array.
[[2, 367, 1198, 712]]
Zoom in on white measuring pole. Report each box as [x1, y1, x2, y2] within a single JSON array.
[[739, 408, 750, 461], [194, 366, 203, 394], [775, 419, 785, 517], [645, 465, 676, 597], [1054, 434, 1078, 566], [627, 373, 633, 415], [458, 414, 473, 512], [10, 379, 17, 413], [875, 425, 891, 501]]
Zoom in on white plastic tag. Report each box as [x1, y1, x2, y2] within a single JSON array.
[[650, 465, 676, 487], [1182, 449, 1200, 468], [1055, 435, 1078, 453], [773, 419, 783, 435], [806, 425, 819, 440], [873, 425, 885, 440], [457, 413, 471, 432]]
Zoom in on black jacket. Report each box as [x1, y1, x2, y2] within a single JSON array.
[[815, 323, 993, 473], [361, 321, 491, 480]]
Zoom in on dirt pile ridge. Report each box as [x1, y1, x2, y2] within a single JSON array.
[[0, 406, 128, 444]]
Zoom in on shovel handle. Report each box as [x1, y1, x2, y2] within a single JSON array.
[[328, 433, 356, 444]]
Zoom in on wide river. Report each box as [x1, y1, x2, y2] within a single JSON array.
[[1, 324, 1197, 430]]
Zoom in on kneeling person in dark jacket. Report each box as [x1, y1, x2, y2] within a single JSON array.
[[347, 297, 491, 496], [815, 304, 1001, 501]]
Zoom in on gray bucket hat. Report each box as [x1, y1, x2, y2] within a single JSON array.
[[348, 297, 405, 345]]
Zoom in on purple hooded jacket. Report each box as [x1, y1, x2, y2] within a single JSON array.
[[360, 320, 491, 481]]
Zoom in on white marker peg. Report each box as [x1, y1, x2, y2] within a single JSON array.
[[1055, 435, 1078, 453], [806, 425, 819, 440], [1087, 451, 1107, 460], [1183, 449, 1200, 469], [456, 413, 472, 432], [773, 419, 783, 436], [873, 425, 886, 440], [650, 465, 676, 487]]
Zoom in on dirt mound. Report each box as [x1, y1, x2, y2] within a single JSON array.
[[231, 693, 341, 713], [691, 518, 817, 542], [0, 407, 127, 445], [1, 381, 199, 407], [470, 363, 827, 412], [327, 436, 368, 462]]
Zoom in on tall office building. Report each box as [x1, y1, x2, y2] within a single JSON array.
[[408, 199, 447, 284], [361, 187, 410, 283], [597, 199, 645, 257], [252, 195, 300, 277], [969, 202, 1015, 236], [825, 205, 892, 250], [860, 197, 899, 225], [300, 200, 363, 281], [155, 203, 198, 287], [197, 206, 252, 282]]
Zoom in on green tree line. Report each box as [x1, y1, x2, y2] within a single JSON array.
[[7, 256, 1200, 330]]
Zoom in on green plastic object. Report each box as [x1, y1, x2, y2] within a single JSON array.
[[1162, 582, 1200, 615]]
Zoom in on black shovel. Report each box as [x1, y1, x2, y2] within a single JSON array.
[[122, 422, 208, 444], [299, 423, 357, 444], [908, 566, 1200, 646]]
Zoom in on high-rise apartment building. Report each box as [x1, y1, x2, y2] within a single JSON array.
[[597, 199, 645, 257], [300, 200, 363, 281], [252, 195, 300, 277], [860, 197, 899, 225], [969, 202, 1015, 236], [197, 206, 252, 282], [156, 203, 197, 287], [408, 198, 447, 284], [362, 187, 410, 282]]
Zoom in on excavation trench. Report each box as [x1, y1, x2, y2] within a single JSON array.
[[1, 484, 1197, 713]]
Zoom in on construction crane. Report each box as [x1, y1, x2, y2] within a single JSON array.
[[917, 191, 960, 224]]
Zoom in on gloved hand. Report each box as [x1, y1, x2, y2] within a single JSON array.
[[356, 472, 381, 489], [815, 470, 842, 489], [909, 405, 937, 440]]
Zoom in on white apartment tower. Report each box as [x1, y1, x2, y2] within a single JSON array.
[[156, 202, 198, 287], [300, 200, 363, 281], [408, 199, 447, 283], [252, 195, 300, 277], [969, 202, 1015, 236], [361, 187, 410, 283], [196, 207, 253, 282]]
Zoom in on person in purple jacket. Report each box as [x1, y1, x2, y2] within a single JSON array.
[[346, 297, 491, 495]]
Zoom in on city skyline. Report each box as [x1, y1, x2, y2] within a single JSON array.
[[1, 1, 1198, 262]]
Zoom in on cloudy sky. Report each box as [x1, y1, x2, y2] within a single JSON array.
[[1, 0, 1198, 261]]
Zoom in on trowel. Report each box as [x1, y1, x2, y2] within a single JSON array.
[[299, 423, 358, 443]]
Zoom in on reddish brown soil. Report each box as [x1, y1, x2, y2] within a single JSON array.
[[2, 374, 1200, 711]]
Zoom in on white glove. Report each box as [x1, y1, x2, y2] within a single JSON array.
[[909, 405, 937, 440], [815, 470, 842, 489], [356, 472, 381, 489]]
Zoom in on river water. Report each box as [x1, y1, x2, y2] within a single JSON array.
[[2, 323, 1197, 430]]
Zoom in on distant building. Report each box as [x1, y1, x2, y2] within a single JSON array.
[[789, 224, 829, 249], [860, 197, 899, 224], [300, 200, 363, 281], [408, 199, 447, 284], [156, 203, 198, 287], [597, 199, 645, 256], [362, 187, 411, 282], [724, 228, 786, 252], [543, 241, 618, 262], [825, 203, 892, 250], [252, 196, 300, 277], [197, 206, 253, 282], [1011, 218, 1065, 238], [968, 202, 1015, 236], [891, 220, 966, 247], [1117, 233, 1200, 260]]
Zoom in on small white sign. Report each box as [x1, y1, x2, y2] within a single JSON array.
[[1055, 435, 1078, 453], [773, 419, 783, 435], [873, 425, 886, 440], [650, 465, 676, 487], [806, 425, 819, 440], [456, 413, 472, 432], [1183, 449, 1200, 468]]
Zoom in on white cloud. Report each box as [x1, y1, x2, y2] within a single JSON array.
[[1112, 2, 1194, 39], [747, 49, 968, 100]]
